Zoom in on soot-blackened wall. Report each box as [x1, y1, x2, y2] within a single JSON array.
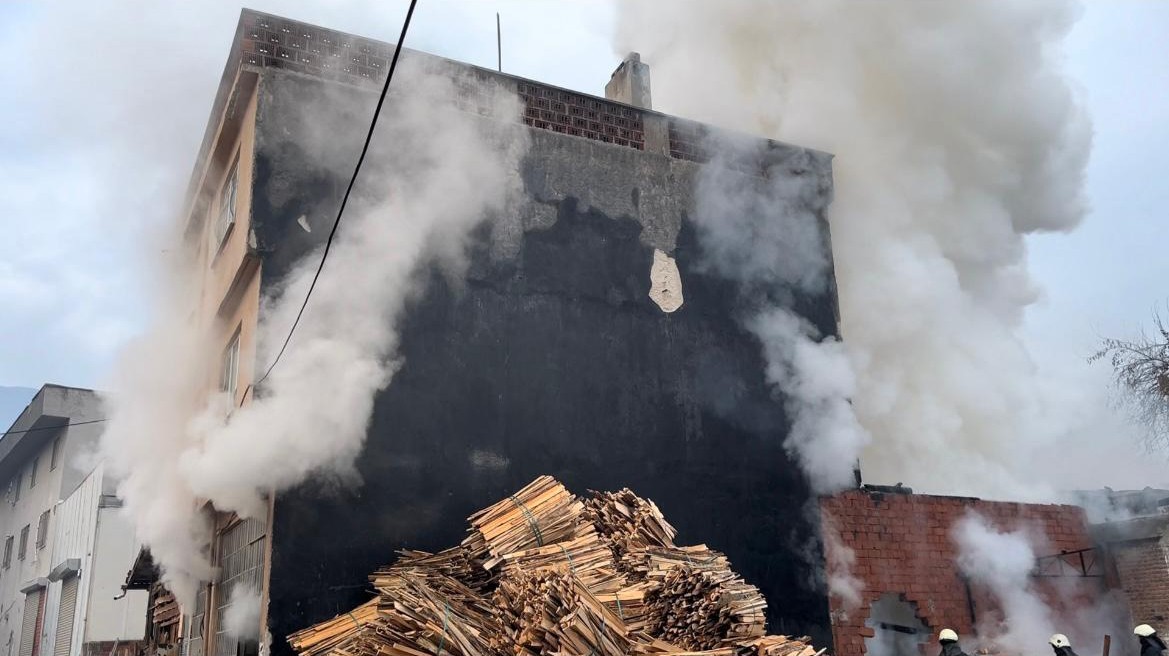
[[252, 68, 838, 653]]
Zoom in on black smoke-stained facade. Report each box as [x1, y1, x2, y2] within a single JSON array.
[[250, 67, 838, 654]]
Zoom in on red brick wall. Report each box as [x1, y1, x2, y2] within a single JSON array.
[[1112, 538, 1169, 634], [821, 490, 1105, 656]]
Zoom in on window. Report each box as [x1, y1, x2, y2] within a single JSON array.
[[18, 525, 29, 560], [35, 512, 48, 550], [49, 438, 60, 471], [220, 329, 241, 403], [29, 457, 37, 489], [2, 536, 12, 568], [212, 154, 239, 254], [13, 473, 21, 503]]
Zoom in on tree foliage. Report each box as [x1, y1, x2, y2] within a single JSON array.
[[1091, 312, 1169, 447]]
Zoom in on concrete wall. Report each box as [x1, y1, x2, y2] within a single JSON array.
[[0, 387, 103, 656], [821, 491, 1118, 656], [251, 66, 838, 654]]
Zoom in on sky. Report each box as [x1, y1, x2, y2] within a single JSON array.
[[0, 1, 1167, 478]]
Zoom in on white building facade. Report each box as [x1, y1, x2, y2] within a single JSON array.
[[0, 386, 146, 656]]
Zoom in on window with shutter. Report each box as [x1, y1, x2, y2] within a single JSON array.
[[220, 329, 241, 405], [18, 526, 29, 560], [212, 155, 239, 255], [18, 588, 42, 656], [35, 513, 48, 550], [3, 537, 12, 568], [53, 577, 77, 656]]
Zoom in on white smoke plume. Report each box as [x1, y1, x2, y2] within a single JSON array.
[[819, 511, 864, 614], [222, 585, 263, 641], [616, 0, 1093, 499], [953, 513, 1131, 656], [693, 135, 869, 492], [99, 61, 528, 601], [954, 514, 1056, 653]]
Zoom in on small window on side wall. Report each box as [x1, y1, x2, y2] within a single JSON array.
[[220, 328, 241, 405], [212, 153, 240, 255]]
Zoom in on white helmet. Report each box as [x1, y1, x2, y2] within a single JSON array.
[[1135, 625, 1157, 638], [1050, 635, 1071, 648], [939, 629, 959, 643]]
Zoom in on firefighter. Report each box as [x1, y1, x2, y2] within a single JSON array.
[[939, 629, 969, 656], [1135, 624, 1168, 656], [1050, 634, 1078, 656]]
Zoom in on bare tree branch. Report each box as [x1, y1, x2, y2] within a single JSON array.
[[1092, 310, 1169, 449]]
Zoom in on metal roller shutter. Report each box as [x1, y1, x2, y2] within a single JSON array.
[[53, 577, 77, 656], [18, 589, 42, 656]]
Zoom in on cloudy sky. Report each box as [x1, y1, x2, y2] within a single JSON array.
[[1, 1, 1167, 482]]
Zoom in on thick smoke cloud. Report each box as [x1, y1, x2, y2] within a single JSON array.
[[616, 0, 1122, 641], [616, 0, 1095, 500], [693, 135, 869, 492], [954, 513, 1131, 656], [99, 61, 528, 601]]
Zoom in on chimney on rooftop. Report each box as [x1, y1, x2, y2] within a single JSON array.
[[605, 52, 652, 110]]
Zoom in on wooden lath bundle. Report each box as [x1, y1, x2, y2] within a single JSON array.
[[624, 545, 733, 581], [491, 570, 634, 656], [645, 565, 767, 651], [493, 527, 626, 596], [369, 571, 504, 656], [287, 476, 823, 656], [663, 635, 823, 656], [585, 488, 677, 557], [287, 598, 382, 656], [593, 580, 657, 639], [377, 546, 493, 592], [462, 475, 585, 560]]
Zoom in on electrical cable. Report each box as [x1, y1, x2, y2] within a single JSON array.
[[2, 419, 108, 436], [5, 1, 423, 437], [253, 0, 421, 391]]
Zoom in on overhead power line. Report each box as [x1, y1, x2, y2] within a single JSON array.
[[253, 0, 422, 391], [6, 2, 422, 436], [3, 419, 108, 437]]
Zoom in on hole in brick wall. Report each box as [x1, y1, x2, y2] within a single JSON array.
[[865, 593, 930, 656]]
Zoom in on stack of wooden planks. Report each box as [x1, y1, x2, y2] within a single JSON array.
[[288, 477, 823, 656]]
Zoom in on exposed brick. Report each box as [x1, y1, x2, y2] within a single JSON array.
[[1113, 538, 1169, 633], [822, 492, 1113, 656]]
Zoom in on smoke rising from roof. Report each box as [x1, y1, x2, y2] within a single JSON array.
[[616, 0, 1096, 500], [692, 134, 869, 492]]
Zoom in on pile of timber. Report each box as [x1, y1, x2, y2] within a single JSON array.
[[288, 476, 824, 656]]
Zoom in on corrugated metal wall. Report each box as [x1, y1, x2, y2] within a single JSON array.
[[42, 465, 102, 656]]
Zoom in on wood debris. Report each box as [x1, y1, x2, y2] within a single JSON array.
[[288, 477, 825, 656]]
